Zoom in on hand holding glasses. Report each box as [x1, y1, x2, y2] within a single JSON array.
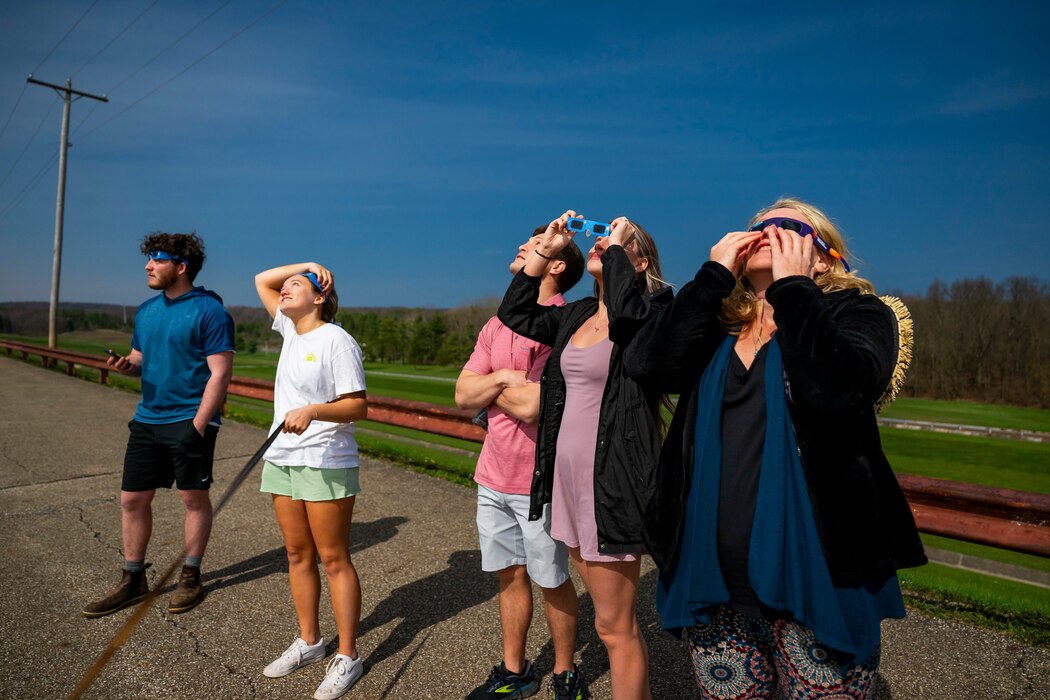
[[750, 217, 850, 272], [566, 217, 612, 237]]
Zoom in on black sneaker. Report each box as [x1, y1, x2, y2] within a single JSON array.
[[467, 660, 539, 699], [549, 665, 589, 700]]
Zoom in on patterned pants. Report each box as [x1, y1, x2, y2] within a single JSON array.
[[687, 605, 879, 699]]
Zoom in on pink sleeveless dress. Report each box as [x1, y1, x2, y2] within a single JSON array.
[[550, 337, 637, 563]]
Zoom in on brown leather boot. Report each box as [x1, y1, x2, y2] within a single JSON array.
[[167, 565, 202, 614], [81, 566, 150, 618]]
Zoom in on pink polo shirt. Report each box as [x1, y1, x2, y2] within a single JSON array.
[[464, 294, 564, 495]]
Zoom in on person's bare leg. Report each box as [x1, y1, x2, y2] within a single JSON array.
[[497, 564, 533, 674], [120, 489, 156, 561], [273, 495, 322, 644], [541, 577, 579, 674], [306, 497, 360, 658], [177, 488, 212, 558], [572, 551, 650, 699]]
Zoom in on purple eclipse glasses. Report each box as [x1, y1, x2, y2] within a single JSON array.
[[750, 217, 850, 272]]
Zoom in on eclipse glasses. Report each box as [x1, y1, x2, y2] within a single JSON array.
[[299, 271, 329, 301], [749, 217, 850, 272], [566, 217, 612, 237], [147, 251, 187, 265]]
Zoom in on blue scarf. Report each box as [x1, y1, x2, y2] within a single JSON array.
[[656, 335, 903, 667]]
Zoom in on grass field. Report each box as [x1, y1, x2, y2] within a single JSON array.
[[881, 428, 1049, 493], [899, 563, 1050, 647], [882, 397, 1050, 432], [3, 330, 1049, 646]]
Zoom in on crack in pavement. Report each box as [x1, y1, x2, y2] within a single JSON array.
[[0, 496, 115, 519], [1013, 647, 1036, 699], [161, 610, 259, 697], [0, 470, 120, 493], [76, 503, 121, 555], [0, 445, 33, 473]]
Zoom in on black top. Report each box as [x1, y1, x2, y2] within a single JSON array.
[[718, 344, 768, 617], [497, 245, 673, 554], [625, 261, 927, 586]]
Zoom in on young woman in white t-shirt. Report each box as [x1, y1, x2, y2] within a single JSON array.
[[254, 262, 368, 700]]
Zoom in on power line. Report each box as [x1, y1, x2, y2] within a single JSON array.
[[72, 99, 105, 137], [1, 0, 101, 149], [0, 151, 59, 225], [0, 83, 29, 145], [79, 0, 290, 141], [72, 0, 164, 78], [71, 0, 236, 137], [0, 0, 290, 226], [0, 96, 59, 192], [107, 0, 237, 96], [31, 0, 101, 75]]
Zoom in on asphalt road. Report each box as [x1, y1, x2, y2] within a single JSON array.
[[1, 356, 1048, 699]]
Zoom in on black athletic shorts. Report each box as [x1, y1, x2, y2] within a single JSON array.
[[122, 419, 219, 492]]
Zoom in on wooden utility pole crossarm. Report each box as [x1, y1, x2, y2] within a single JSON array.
[[25, 75, 108, 349]]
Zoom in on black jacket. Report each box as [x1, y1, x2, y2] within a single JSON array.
[[625, 261, 927, 586], [497, 246, 673, 554]]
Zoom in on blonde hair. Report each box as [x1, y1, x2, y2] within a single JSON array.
[[720, 197, 875, 330], [593, 218, 670, 297]]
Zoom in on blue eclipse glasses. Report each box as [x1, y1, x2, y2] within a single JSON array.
[[299, 271, 328, 301], [749, 217, 851, 272], [566, 217, 612, 237], [147, 250, 187, 265]]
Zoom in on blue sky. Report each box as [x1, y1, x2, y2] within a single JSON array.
[[0, 0, 1047, 308]]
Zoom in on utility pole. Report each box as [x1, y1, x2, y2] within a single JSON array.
[[26, 75, 107, 348]]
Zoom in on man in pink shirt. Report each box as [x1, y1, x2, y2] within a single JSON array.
[[457, 227, 586, 700]]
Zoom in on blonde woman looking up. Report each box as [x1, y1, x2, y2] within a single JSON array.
[[627, 198, 926, 699]]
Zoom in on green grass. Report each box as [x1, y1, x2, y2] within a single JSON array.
[[880, 427, 1050, 493], [358, 420, 481, 454], [883, 397, 1050, 432], [364, 362, 460, 379], [355, 433, 477, 486], [900, 563, 1050, 647]]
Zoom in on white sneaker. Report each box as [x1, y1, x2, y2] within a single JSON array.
[[263, 637, 326, 678], [313, 653, 363, 700]]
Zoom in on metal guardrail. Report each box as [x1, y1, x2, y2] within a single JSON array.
[[898, 474, 1050, 558], [879, 417, 1050, 443], [224, 373, 485, 442], [3, 338, 1047, 558]]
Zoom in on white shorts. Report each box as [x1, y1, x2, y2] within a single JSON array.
[[476, 484, 569, 589]]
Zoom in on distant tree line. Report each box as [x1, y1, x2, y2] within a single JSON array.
[[0, 302, 133, 336], [227, 298, 500, 365], [3, 279, 1047, 406], [900, 276, 1049, 407]]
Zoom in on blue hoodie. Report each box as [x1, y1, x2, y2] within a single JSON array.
[[131, 286, 235, 424]]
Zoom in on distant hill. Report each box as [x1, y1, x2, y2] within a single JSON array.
[[0, 300, 466, 336]]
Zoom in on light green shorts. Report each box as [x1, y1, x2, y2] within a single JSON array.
[[260, 461, 361, 501]]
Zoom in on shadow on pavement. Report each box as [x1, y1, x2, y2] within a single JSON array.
[[167, 515, 411, 596], [355, 550, 498, 670]]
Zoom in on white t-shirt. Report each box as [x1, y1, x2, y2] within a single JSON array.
[[263, 309, 367, 469]]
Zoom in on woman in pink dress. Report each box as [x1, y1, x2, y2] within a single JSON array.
[[498, 211, 672, 699]]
